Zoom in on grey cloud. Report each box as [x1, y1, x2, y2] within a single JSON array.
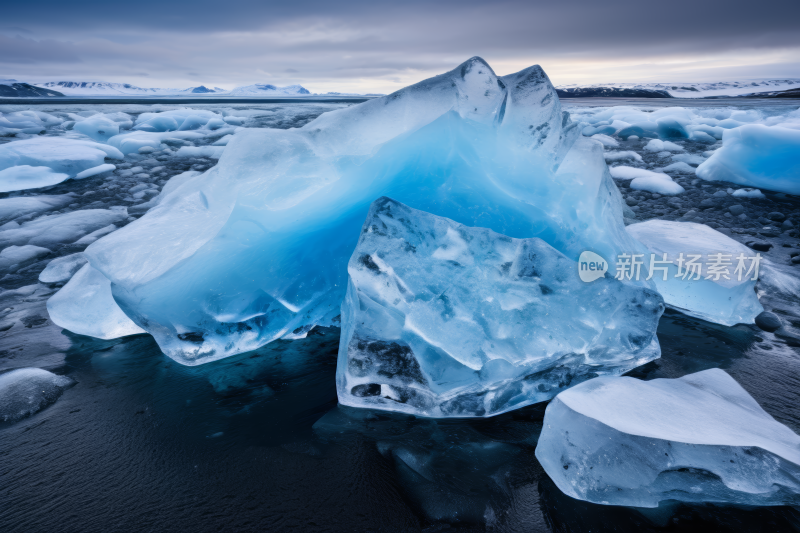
[[0, 0, 798, 89]]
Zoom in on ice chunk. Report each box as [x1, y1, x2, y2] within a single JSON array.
[[133, 109, 222, 132], [73, 224, 117, 245], [689, 131, 717, 143], [590, 134, 619, 147], [671, 153, 706, 165], [47, 264, 146, 340], [0, 165, 70, 193], [603, 151, 642, 162], [0, 208, 128, 248], [609, 166, 684, 195], [644, 139, 684, 152], [695, 125, 800, 194], [336, 198, 664, 417], [175, 146, 225, 159], [536, 369, 800, 507], [0, 194, 74, 225], [74, 114, 120, 141], [0, 368, 73, 423], [39, 253, 88, 283], [0, 137, 123, 177], [76, 58, 640, 364], [732, 188, 765, 199], [107, 130, 207, 155], [75, 163, 116, 180], [658, 162, 695, 174], [0, 110, 62, 136], [0, 245, 50, 275], [627, 220, 763, 325]]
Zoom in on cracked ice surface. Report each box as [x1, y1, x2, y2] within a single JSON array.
[[336, 198, 664, 417], [63, 57, 647, 365]]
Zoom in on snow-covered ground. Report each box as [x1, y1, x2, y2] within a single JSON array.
[[556, 79, 800, 98]]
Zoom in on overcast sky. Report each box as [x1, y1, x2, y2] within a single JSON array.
[[2, 0, 799, 93]]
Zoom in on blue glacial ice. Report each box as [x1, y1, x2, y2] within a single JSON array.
[[696, 124, 800, 195], [536, 368, 800, 507], [336, 198, 664, 417], [627, 220, 763, 326], [57, 57, 649, 365], [0, 368, 73, 423]]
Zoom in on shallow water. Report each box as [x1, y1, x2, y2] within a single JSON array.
[[1, 99, 800, 532]]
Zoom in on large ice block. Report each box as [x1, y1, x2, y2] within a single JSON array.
[[696, 124, 800, 194], [71, 57, 643, 364], [536, 369, 800, 507], [627, 220, 763, 326], [336, 198, 664, 417]]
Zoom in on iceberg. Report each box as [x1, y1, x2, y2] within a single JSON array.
[[0, 368, 73, 423], [535, 369, 800, 508], [696, 125, 800, 195], [336, 198, 664, 417], [47, 264, 146, 340], [62, 57, 645, 365], [627, 220, 763, 326]]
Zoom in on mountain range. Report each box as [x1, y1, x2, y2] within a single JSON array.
[[1, 77, 798, 99]]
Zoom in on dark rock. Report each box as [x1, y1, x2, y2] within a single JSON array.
[[625, 197, 638, 206], [792, 256, 800, 264], [755, 312, 782, 332], [729, 205, 745, 216], [746, 241, 773, 252], [768, 212, 786, 222]]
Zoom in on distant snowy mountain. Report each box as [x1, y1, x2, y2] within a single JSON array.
[[227, 84, 311, 96], [29, 80, 316, 97], [36, 81, 171, 95], [555, 79, 800, 98]]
